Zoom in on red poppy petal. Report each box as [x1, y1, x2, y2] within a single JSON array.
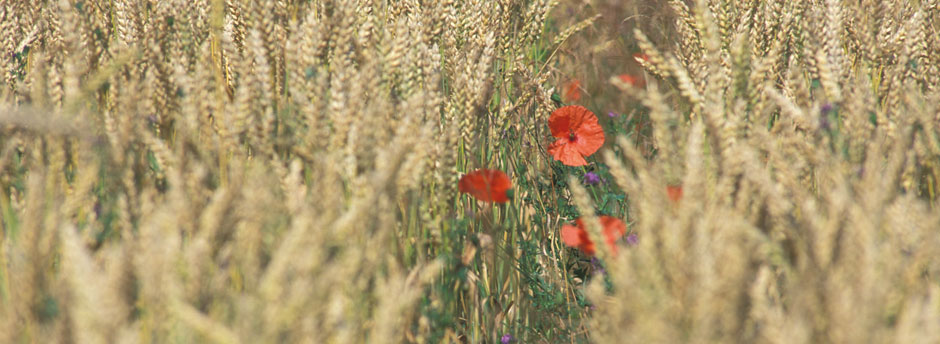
[[599, 216, 626, 253], [548, 110, 573, 138], [581, 241, 596, 256], [488, 171, 512, 203], [459, 169, 512, 203], [549, 106, 595, 137], [458, 173, 481, 194], [580, 239, 596, 255], [666, 185, 683, 203], [548, 106, 603, 166], [618, 74, 645, 87], [460, 176, 493, 202], [487, 170, 512, 191], [548, 139, 588, 166], [561, 225, 584, 247], [574, 120, 605, 157], [567, 105, 590, 130], [562, 219, 605, 256], [564, 80, 582, 102]]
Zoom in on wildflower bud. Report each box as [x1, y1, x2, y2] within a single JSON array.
[[626, 233, 638, 246], [583, 172, 601, 185]]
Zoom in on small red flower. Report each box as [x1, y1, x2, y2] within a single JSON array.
[[617, 74, 645, 88], [633, 52, 649, 63], [458, 169, 512, 203], [666, 185, 683, 203], [563, 79, 582, 102], [547, 106, 605, 166], [560, 216, 626, 256]]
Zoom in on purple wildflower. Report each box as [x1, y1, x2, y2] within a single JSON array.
[[501, 334, 514, 344], [820, 103, 834, 115], [583, 172, 601, 185], [607, 111, 619, 118], [626, 233, 638, 246]]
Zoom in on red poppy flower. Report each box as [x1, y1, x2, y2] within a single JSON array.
[[547, 105, 605, 166], [617, 74, 645, 88], [560, 216, 626, 256], [666, 184, 683, 203], [458, 169, 512, 203], [633, 52, 649, 63], [563, 79, 582, 102]]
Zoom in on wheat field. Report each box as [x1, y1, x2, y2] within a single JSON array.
[[1, 0, 939, 343]]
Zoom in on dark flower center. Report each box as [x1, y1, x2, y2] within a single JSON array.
[[568, 132, 578, 142]]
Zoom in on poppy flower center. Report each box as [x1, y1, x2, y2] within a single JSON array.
[[568, 132, 578, 142]]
